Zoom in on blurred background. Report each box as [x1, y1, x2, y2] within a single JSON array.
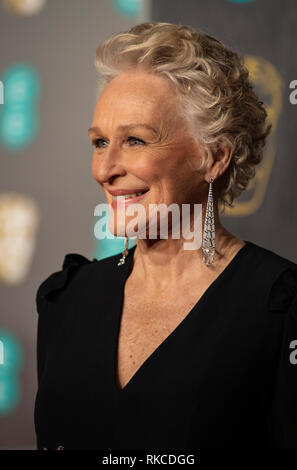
[[0, 0, 296, 449]]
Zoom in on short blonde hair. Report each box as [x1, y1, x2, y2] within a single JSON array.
[[94, 22, 271, 210]]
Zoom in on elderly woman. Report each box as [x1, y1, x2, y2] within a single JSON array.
[[34, 22, 297, 450]]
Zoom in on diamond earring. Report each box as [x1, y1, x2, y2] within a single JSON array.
[[117, 237, 129, 266], [202, 177, 215, 267]]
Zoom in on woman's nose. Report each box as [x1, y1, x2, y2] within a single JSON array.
[[93, 145, 126, 184]]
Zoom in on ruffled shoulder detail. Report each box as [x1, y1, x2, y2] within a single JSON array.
[[267, 263, 297, 448], [268, 264, 297, 313], [36, 253, 93, 314]]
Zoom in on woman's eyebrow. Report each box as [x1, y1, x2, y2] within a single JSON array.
[[88, 124, 158, 135]]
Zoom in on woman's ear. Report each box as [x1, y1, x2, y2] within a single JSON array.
[[205, 145, 232, 182]]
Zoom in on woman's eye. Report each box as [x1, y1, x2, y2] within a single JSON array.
[[92, 138, 106, 149], [127, 136, 145, 146], [92, 136, 145, 150]]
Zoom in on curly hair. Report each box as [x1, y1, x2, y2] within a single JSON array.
[[94, 22, 272, 210]]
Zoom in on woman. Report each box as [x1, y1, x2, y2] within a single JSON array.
[[34, 22, 297, 450]]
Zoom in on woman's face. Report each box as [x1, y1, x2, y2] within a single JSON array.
[[90, 69, 207, 237]]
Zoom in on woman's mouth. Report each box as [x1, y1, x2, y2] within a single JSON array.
[[111, 189, 149, 209]]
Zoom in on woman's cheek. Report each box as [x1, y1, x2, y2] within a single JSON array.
[[91, 154, 100, 179]]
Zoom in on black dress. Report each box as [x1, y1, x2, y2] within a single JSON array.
[[34, 240, 297, 450]]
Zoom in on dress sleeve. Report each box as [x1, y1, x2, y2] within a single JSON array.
[[267, 265, 297, 449], [35, 253, 92, 386]]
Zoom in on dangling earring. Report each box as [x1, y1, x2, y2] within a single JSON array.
[[117, 237, 129, 266], [202, 177, 215, 267]]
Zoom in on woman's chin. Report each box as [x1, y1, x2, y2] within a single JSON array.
[[108, 224, 126, 238]]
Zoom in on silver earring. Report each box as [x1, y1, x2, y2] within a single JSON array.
[[117, 237, 129, 266], [202, 177, 215, 267]]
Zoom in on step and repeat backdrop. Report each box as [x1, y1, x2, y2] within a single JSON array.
[[0, 0, 149, 449], [151, 0, 297, 255], [0, 0, 296, 449]]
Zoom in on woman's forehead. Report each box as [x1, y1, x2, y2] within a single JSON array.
[[94, 86, 178, 126]]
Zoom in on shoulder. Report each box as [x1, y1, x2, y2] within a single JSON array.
[[268, 263, 297, 315], [247, 241, 297, 314], [239, 241, 297, 315], [36, 253, 92, 314], [35, 250, 129, 315], [245, 240, 296, 269], [245, 240, 297, 283]]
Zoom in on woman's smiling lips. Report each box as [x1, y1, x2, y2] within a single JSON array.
[[108, 188, 150, 209]]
